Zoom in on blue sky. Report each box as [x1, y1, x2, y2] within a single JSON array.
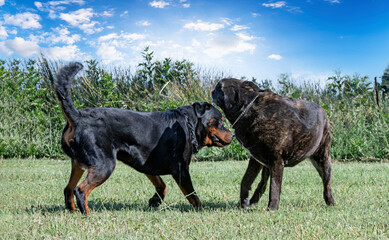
[[1, 0, 389, 83]]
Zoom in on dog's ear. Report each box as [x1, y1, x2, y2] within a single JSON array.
[[243, 81, 260, 92], [193, 102, 211, 118]]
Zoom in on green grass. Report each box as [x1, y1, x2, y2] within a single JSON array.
[[0, 159, 388, 239]]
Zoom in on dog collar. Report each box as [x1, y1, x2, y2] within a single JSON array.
[[231, 94, 260, 128]]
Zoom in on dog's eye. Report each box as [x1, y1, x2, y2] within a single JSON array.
[[208, 118, 215, 126]]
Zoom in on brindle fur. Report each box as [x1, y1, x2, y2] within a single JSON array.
[[212, 78, 335, 210]]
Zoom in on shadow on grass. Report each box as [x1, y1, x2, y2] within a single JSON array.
[[88, 199, 240, 213], [25, 204, 66, 215], [25, 199, 240, 215]]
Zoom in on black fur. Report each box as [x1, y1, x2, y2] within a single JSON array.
[[55, 62, 233, 214]]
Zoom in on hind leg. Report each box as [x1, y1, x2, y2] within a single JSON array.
[[310, 154, 335, 206], [310, 134, 335, 206], [74, 160, 116, 214], [64, 161, 85, 212], [146, 174, 167, 207], [240, 157, 263, 209], [267, 155, 285, 211]]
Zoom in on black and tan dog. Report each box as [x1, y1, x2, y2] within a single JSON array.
[[212, 78, 335, 210], [55, 63, 233, 214]]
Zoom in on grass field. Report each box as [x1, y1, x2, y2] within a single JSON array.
[[0, 159, 388, 239]]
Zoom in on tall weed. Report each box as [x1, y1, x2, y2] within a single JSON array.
[[0, 51, 388, 161]]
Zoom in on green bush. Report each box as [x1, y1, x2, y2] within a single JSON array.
[[0, 49, 388, 161]]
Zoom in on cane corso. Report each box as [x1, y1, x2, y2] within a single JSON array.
[[212, 78, 335, 210], [55, 62, 233, 214]]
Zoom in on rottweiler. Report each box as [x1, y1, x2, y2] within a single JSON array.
[[212, 78, 335, 210], [55, 62, 233, 214]]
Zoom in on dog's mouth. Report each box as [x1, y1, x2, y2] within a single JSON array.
[[205, 128, 233, 147]]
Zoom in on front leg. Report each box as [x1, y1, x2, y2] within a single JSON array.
[[250, 166, 270, 206], [240, 157, 263, 208], [173, 167, 202, 208], [267, 158, 284, 210], [146, 174, 167, 207]]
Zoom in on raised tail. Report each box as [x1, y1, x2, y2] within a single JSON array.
[[55, 62, 83, 126]]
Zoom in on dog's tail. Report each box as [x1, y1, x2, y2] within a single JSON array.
[[55, 62, 83, 126]]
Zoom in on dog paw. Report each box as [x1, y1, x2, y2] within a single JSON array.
[[239, 198, 250, 209], [148, 196, 163, 207]]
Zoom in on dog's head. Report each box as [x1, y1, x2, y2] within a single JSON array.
[[212, 78, 260, 111], [192, 102, 233, 148]]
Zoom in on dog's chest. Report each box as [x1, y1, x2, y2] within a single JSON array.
[[235, 135, 268, 167]]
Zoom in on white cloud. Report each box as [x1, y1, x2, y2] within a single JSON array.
[[220, 18, 233, 26], [60, 8, 93, 25], [268, 54, 282, 60], [149, 0, 169, 8], [4, 37, 40, 57], [98, 33, 118, 42], [0, 42, 13, 55], [0, 0, 4, 7], [0, 25, 8, 39], [120, 11, 128, 17], [204, 33, 256, 58], [35, 1, 43, 9], [230, 25, 249, 31], [252, 13, 260, 17], [326, 0, 340, 3], [182, 3, 190, 8], [287, 6, 302, 13], [45, 44, 83, 60], [130, 40, 165, 53], [97, 43, 124, 63], [96, 32, 146, 63], [137, 20, 151, 26], [98, 32, 146, 43], [184, 20, 224, 31], [235, 32, 256, 41], [48, 10, 58, 19], [35, 0, 85, 19], [262, 1, 286, 8], [9, 29, 17, 35], [192, 38, 201, 47], [101, 10, 114, 17], [59, 8, 102, 34], [48, 0, 85, 6], [48, 27, 81, 45], [4, 12, 42, 29]]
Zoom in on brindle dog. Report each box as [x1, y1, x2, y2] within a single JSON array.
[[212, 78, 335, 210]]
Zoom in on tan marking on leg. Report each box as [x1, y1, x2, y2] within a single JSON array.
[[147, 174, 167, 195], [65, 162, 84, 211], [77, 168, 111, 214]]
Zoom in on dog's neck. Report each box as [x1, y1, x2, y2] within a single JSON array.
[[231, 94, 260, 128], [225, 93, 259, 127], [178, 107, 200, 154]]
